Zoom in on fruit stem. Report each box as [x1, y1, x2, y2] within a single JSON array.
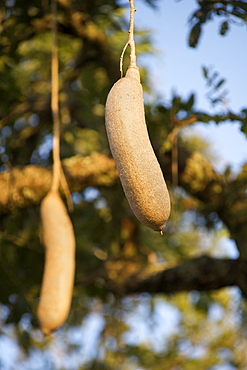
[[50, 0, 73, 211], [51, 0, 60, 193], [120, 0, 137, 77]]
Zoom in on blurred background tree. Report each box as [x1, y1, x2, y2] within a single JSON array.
[[1, 0, 247, 368]]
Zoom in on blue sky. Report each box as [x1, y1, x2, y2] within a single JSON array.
[[134, 0, 247, 173]]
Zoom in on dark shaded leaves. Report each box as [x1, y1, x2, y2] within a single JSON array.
[[185, 93, 195, 111], [220, 21, 229, 35], [189, 22, 202, 48], [188, 0, 247, 47]]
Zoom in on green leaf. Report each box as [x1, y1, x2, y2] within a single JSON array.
[[202, 66, 208, 79], [189, 23, 201, 48], [216, 78, 226, 89], [220, 21, 229, 36], [185, 93, 195, 110]]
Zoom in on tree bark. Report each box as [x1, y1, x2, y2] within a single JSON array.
[[0, 149, 221, 214], [104, 255, 247, 298], [1, 150, 247, 259], [2, 152, 247, 296], [0, 153, 117, 214]]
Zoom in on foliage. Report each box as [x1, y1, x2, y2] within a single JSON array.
[[188, 0, 247, 47], [0, 0, 247, 369]]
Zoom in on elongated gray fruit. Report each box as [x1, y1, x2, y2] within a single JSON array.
[[105, 66, 170, 231], [37, 191, 75, 335]]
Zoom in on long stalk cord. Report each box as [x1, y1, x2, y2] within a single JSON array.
[[51, 0, 60, 192], [120, 0, 137, 77], [50, 0, 73, 210]]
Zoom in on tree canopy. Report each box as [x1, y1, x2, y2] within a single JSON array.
[[1, 0, 247, 368]]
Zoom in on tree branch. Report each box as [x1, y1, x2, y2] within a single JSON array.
[[1, 147, 247, 259], [0, 153, 117, 214], [104, 255, 247, 298]]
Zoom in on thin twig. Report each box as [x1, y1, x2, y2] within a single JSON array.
[[171, 134, 178, 188], [120, 42, 129, 78], [168, 115, 198, 188], [120, 0, 137, 77]]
